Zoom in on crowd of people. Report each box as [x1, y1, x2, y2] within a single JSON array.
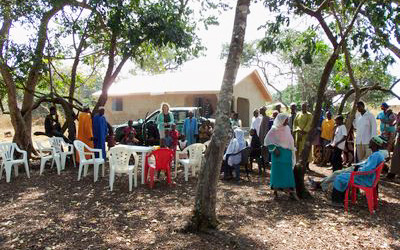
[[44, 99, 399, 206], [244, 101, 399, 203], [44, 102, 215, 162]]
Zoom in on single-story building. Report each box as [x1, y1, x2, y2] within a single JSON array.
[[93, 68, 273, 127], [386, 97, 400, 112]]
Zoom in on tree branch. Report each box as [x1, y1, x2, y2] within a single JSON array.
[[294, 0, 338, 47], [317, 0, 332, 13], [336, 0, 365, 48], [21, 1, 73, 114], [0, 16, 12, 57], [390, 78, 400, 90], [259, 66, 287, 108], [360, 9, 400, 59]]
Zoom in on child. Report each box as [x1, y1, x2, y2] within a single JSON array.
[[329, 115, 347, 172], [179, 134, 188, 151], [164, 129, 173, 148], [121, 131, 139, 145], [249, 128, 263, 175], [169, 123, 179, 151]]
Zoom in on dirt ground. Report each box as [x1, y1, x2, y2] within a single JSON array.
[[0, 160, 399, 250]]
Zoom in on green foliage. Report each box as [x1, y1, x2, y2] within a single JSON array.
[[351, 1, 400, 58], [81, 0, 203, 73], [1, 0, 210, 109], [259, 28, 326, 67]]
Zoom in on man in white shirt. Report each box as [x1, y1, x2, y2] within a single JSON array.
[[330, 115, 347, 172], [354, 101, 377, 162], [251, 109, 262, 136]]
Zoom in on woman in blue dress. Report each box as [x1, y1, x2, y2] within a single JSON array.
[[264, 113, 299, 200], [331, 136, 385, 206]]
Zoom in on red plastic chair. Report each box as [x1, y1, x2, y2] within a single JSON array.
[[144, 148, 174, 188], [344, 162, 384, 214]]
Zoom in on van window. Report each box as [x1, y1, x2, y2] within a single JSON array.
[[174, 111, 187, 124]]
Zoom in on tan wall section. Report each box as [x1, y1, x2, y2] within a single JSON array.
[[103, 76, 270, 126], [104, 94, 185, 125], [233, 77, 270, 127], [104, 93, 218, 125]]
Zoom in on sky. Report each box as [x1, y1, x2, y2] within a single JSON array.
[[177, 1, 400, 99], [7, 1, 400, 99]]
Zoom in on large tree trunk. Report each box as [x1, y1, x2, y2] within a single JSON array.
[[0, 16, 34, 154], [0, 2, 70, 153], [92, 30, 129, 113], [295, 49, 341, 198], [338, 88, 355, 115], [343, 45, 360, 130], [294, 0, 364, 198], [186, 0, 250, 232]]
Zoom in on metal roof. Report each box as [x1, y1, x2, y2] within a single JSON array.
[[92, 67, 272, 101]]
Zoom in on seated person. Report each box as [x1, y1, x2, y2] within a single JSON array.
[[178, 134, 188, 151], [198, 120, 213, 143], [330, 136, 385, 206], [44, 106, 70, 143], [309, 149, 388, 193], [146, 121, 159, 145], [123, 120, 136, 140], [121, 131, 139, 145], [222, 128, 246, 182]]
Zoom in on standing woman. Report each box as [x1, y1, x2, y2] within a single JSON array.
[[223, 128, 246, 182], [156, 103, 174, 144], [264, 113, 299, 200], [76, 105, 93, 162]]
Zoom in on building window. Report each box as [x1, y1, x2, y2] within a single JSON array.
[[112, 97, 123, 111]]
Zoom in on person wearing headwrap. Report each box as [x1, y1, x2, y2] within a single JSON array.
[[223, 128, 246, 182], [183, 110, 198, 145], [264, 113, 299, 200], [76, 105, 94, 162], [331, 136, 385, 206], [92, 106, 108, 160], [376, 102, 396, 151]]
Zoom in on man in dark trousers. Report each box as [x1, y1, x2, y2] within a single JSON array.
[[259, 106, 271, 167]]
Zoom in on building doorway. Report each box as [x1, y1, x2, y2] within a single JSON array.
[[237, 97, 250, 127]]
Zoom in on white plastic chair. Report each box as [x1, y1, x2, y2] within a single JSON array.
[[74, 140, 105, 182], [178, 143, 206, 181], [0, 142, 30, 183], [49, 137, 75, 169], [109, 145, 139, 191], [36, 141, 62, 175]]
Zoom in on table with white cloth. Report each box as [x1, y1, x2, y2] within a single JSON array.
[[114, 145, 154, 184]]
